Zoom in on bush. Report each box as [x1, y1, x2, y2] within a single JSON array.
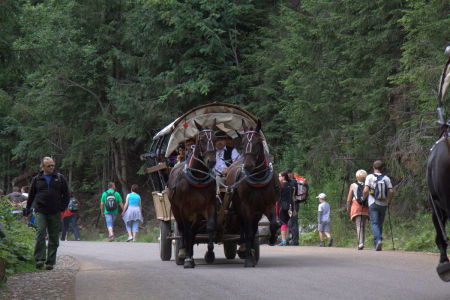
[[0, 198, 35, 277]]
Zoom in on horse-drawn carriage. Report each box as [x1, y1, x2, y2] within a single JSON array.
[[143, 103, 278, 268]]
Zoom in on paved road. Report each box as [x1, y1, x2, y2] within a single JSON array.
[[58, 241, 449, 300]]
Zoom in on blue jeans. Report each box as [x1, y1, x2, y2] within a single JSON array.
[[62, 215, 80, 240], [105, 213, 117, 229], [369, 203, 387, 248], [126, 220, 139, 233]]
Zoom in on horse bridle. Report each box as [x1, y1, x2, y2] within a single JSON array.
[[195, 128, 215, 158], [184, 128, 216, 182], [242, 130, 266, 169], [243, 131, 260, 158]]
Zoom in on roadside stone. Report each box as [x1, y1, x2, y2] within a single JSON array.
[[0, 255, 79, 300]]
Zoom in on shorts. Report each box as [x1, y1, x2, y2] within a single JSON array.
[[105, 213, 117, 229], [318, 221, 330, 232]]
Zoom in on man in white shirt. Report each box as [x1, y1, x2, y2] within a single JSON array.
[[363, 160, 394, 251], [215, 131, 239, 195]]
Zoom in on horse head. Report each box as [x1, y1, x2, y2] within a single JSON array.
[[194, 119, 217, 170], [241, 119, 264, 174]]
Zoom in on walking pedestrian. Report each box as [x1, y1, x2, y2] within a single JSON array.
[[317, 193, 333, 247], [363, 160, 394, 251], [61, 193, 81, 241], [26, 157, 70, 270], [277, 171, 295, 246], [100, 182, 124, 242], [346, 170, 369, 250], [121, 184, 143, 242], [7, 186, 26, 220], [286, 169, 304, 246]]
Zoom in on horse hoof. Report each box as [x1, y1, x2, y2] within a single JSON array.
[[204, 251, 215, 264], [184, 258, 195, 269], [269, 235, 277, 246], [437, 262, 450, 282], [237, 244, 246, 259], [244, 258, 255, 268], [178, 248, 186, 259], [237, 250, 246, 259]]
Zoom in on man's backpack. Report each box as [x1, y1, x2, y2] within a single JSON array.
[[373, 174, 388, 200], [68, 197, 79, 212], [294, 174, 308, 202], [354, 182, 367, 206], [105, 191, 117, 212]]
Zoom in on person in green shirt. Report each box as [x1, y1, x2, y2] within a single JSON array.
[[100, 182, 124, 241]]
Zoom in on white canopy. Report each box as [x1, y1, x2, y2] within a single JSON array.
[[152, 103, 269, 157]]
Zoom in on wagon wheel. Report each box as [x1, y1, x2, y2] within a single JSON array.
[[173, 221, 184, 265], [159, 220, 172, 261], [223, 241, 237, 259]]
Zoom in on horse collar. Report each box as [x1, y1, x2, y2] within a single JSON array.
[[183, 164, 215, 188], [242, 164, 273, 188]]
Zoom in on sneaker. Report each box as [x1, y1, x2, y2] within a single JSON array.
[[132, 238, 136, 243], [126, 236, 133, 242], [36, 260, 45, 269], [46, 264, 54, 271], [328, 238, 333, 247], [319, 241, 325, 247], [376, 241, 382, 251], [108, 235, 115, 242], [278, 241, 287, 246], [358, 243, 364, 250]]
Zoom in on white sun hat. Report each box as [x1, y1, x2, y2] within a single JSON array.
[[316, 193, 327, 199]]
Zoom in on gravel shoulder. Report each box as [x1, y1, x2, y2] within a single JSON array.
[[0, 255, 79, 300]]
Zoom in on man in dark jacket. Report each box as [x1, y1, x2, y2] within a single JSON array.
[[27, 157, 70, 270]]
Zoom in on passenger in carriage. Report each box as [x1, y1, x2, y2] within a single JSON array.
[[174, 144, 186, 166], [185, 138, 195, 154], [214, 131, 239, 196]]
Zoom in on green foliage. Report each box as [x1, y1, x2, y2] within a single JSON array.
[[0, 198, 35, 276]]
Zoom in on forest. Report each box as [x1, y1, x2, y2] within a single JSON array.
[[0, 0, 449, 228]]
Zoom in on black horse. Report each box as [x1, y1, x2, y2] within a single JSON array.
[[168, 120, 217, 268], [225, 119, 279, 267], [426, 44, 450, 282]]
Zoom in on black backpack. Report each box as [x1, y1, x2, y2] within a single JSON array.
[[355, 182, 367, 206], [105, 191, 117, 212]]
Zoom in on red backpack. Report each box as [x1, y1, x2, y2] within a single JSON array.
[[294, 174, 309, 202]]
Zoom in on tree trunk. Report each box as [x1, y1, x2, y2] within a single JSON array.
[[111, 139, 129, 196]]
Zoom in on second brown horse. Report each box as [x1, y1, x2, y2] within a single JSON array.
[[225, 119, 279, 267]]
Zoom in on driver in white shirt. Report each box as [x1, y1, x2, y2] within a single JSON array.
[[215, 131, 239, 196]]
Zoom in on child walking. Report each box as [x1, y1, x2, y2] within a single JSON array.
[[317, 193, 333, 247]]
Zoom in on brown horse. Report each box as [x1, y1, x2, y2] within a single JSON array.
[[426, 125, 450, 281], [225, 119, 279, 267], [168, 120, 217, 268]]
